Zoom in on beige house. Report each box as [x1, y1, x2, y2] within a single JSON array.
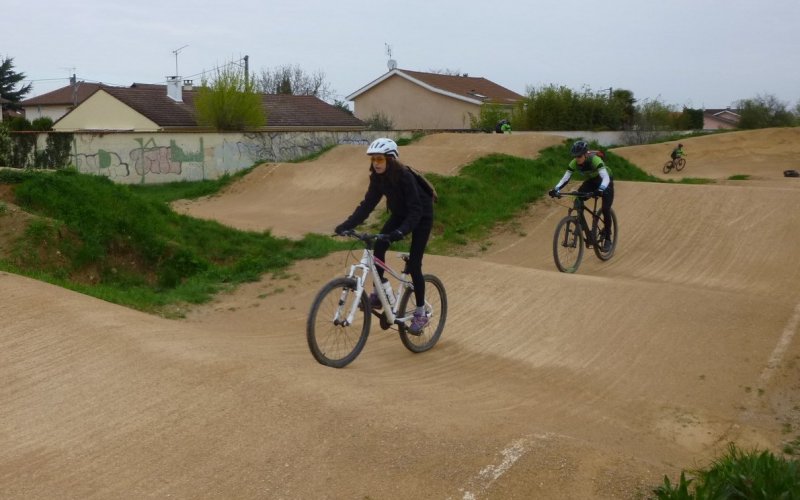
[[53, 77, 364, 132], [20, 82, 107, 122], [347, 69, 523, 130], [703, 108, 741, 130]]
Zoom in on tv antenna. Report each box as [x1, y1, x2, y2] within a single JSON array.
[[172, 44, 189, 75], [385, 43, 397, 70]]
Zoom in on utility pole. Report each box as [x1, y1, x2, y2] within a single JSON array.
[[244, 55, 249, 86]]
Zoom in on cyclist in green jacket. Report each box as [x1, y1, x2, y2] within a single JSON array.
[[670, 143, 686, 164], [548, 140, 614, 252]]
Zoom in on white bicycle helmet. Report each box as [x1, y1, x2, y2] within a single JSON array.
[[366, 138, 399, 158]]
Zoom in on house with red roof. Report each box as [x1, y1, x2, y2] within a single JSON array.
[[346, 68, 524, 130], [37, 78, 363, 132], [20, 82, 108, 123]]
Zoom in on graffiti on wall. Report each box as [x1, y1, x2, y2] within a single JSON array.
[[68, 131, 396, 184]]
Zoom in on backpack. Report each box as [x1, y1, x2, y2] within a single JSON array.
[[406, 165, 439, 202], [587, 149, 605, 160]]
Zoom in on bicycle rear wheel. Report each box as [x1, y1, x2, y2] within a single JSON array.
[[663, 160, 674, 174], [676, 158, 686, 171], [397, 274, 447, 353], [306, 277, 371, 368], [592, 208, 618, 261], [553, 215, 584, 273]]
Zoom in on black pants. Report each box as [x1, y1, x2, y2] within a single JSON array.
[[375, 215, 433, 308], [578, 177, 614, 236]]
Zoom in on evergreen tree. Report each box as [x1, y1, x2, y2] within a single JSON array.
[[0, 56, 32, 109]]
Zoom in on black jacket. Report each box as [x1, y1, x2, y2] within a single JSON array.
[[340, 166, 434, 236]]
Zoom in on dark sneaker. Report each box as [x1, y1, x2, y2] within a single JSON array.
[[408, 311, 429, 334], [369, 292, 382, 309], [601, 237, 612, 253]]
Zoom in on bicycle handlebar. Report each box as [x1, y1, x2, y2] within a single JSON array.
[[335, 230, 391, 243], [554, 191, 597, 199]]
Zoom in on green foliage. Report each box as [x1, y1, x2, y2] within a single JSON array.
[[396, 131, 426, 146], [43, 133, 73, 168], [0, 56, 32, 106], [678, 108, 705, 130], [128, 169, 250, 204], [364, 111, 394, 131], [514, 84, 632, 131], [333, 99, 353, 115], [10, 132, 36, 168], [654, 443, 800, 499], [2, 169, 340, 313], [737, 94, 797, 129], [424, 141, 657, 253], [31, 117, 54, 131], [0, 123, 12, 166], [194, 64, 266, 131], [7, 116, 31, 131], [469, 103, 509, 132]]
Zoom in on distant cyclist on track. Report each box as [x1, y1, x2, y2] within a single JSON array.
[[549, 140, 615, 252], [670, 143, 686, 166]]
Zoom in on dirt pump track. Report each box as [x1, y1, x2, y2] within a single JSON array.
[[2, 128, 800, 499]]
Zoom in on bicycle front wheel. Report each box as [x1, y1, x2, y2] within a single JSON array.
[[676, 158, 686, 171], [663, 160, 674, 174], [306, 277, 371, 368], [397, 274, 447, 353], [553, 215, 584, 273]]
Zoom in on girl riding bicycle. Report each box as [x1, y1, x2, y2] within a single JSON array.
[[334, 138, 434, 334], [549, 140, 615, 252]]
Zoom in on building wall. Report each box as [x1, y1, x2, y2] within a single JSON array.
[[703, 116, 738, 130], [33, 130, 409, 184], [53, 91, 159, 131], [353, 75, 481, 129], [23, 104, 71, 123]]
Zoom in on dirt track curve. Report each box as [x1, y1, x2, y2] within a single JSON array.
[[3, 129, 800, 499]]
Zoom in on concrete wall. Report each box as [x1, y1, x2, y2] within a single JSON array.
[[38, 129, 409, 184]]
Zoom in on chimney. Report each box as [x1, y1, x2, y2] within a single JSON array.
[[183, 79, 193, 91], [166, 75, 182, 102]]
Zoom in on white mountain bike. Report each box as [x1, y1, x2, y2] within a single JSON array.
[[306, 231, 447, 368]]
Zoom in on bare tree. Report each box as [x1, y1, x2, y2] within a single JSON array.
[[254, 64, 334, 101], [428, 68, 468, 77]]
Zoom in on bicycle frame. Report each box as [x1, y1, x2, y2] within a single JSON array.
[[567, 194, 602, 246], [336, 237, 413, 328]]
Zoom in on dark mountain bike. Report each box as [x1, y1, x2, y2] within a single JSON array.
[[551, 191, 618, 273], [663, 157, 686, 174]]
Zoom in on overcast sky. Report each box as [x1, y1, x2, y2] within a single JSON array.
[[4, 0, 799, 109]]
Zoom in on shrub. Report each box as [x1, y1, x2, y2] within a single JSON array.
[[194, 64, 266, 131], [364, 111, 394, 131]]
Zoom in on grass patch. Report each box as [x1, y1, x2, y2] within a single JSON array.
[[418, 141, 658, 253], [396, 131, 426, 146], [654, 443, 800, 499], [128, 165, 256, 204], [0, 140, 682, 311], [728, 174, 751, 180], [0, 169, 349, 315]]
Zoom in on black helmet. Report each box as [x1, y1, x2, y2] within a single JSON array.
[[570, 140, 589, 157], [678, 143, 683, 148]]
